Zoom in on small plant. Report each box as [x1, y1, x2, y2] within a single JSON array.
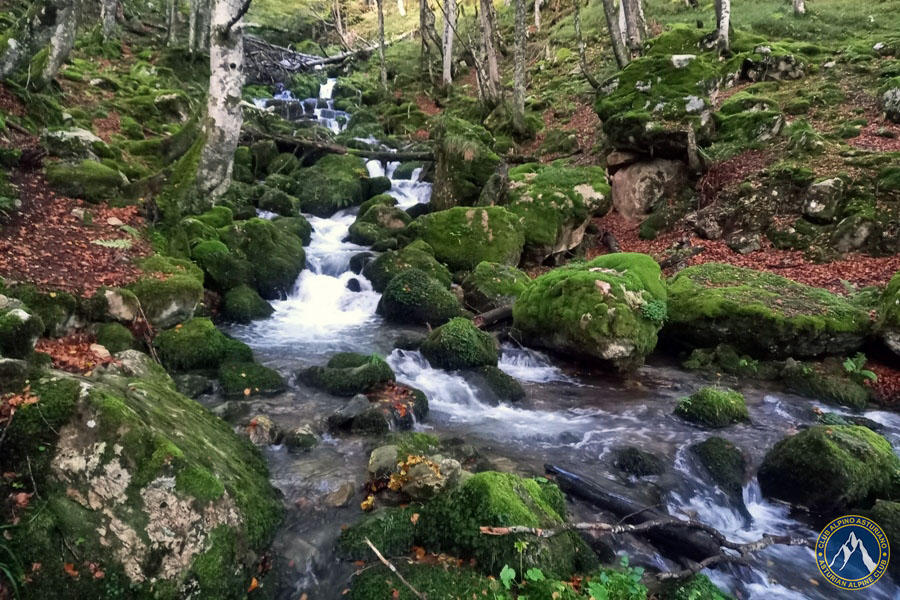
[[640, 298, 667, 324], [499, 564, 516, 590], [91, 238, 133, 249], [843, 352, 877, 384]]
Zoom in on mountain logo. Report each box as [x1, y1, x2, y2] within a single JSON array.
[[817, 515, 890, 590]]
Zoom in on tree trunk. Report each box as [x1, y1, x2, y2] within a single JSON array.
[[512, 0, 526, 135], [334, 0, 345, 43], [196, 0, 249, 201], [601, 0, 629, 69], [793, 0, 805, 15], [715, 0, 730, 55], [479, 0, 501, 105], [617, 0, 626, 44], [621, 0, 642, 58], [534, 0, 541, 31], [36, 0, 78, 88], [199, 0, 212, 51], [574, 0, 600, 88], [101, 0, 118, 41], [441, 0, 456, 86], [189, 0, 199, 53], [376, 0, 387, 88], [0, 0, 72, 81], [166, 0, 177, 46], [397, 0, 405, 16]]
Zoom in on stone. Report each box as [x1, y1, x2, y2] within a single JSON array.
[[671, 54, 696, 68], [830, 214, 875, 252], [606, 150, 641, 171], [378, 269, 464, 326], [0, 307, 44, 359], [368, 445, 400, 479], [90, 343, 111, 359], [882, 82, 900, 124], [401, 460, 453, 501], [173, 374, 213, 399], [285, 425, 318, 452], [878, 272, 900, 357], [324, 482, 356, 507], [106, 216, 124, 226], [245, 415, 282, 446], [461, 262, 532, 313], [109, 350, 174, 386], [0, 358, 28, 393], [327, 394, 372, 431], [611, 159, 687, 221], [41, 127, 104, 160], [802, 177, 844, 223], [104, 288, 140, 322], [420, 318, 499, 370], [724, 231, 761, 254]]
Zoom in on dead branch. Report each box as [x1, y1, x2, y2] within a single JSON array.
[[224, 0, 253, 34], [364, 537, 427, 600]]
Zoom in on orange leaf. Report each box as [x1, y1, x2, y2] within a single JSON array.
[[63, 563, 79, 577], [244, 388, 252, 396], [414, 546, 426, 560], [392, 589, 400, 599], [248, 577, 259, 592], [94, 570, 105, 579], [410, 512, 419, 525], [13, 492, 33, 508]]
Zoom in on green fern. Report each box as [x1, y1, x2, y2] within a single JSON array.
[[91, 238, 133, 249]]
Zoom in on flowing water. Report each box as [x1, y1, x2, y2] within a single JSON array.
[[224, 80, 900, 599]]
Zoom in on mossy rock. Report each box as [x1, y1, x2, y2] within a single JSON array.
[[96, 322, 135, 354], [666, 263, 871, 358], [512, 253, 666, 371], [348, 203, 410, 246], [258, 187, 299, 217], [192, 240, 255, 292], [470, 365, 525, 403], [222, 285, 274, 324], [674, 387, 748, 428], [418, 472, 597, 577], [864, 500, 900, 580], [130, 257, 204, 329], [222, 218, 306, 300], [299, 353, 395, 397], [6, 284, 77, 337], [0, 307, 44, 359], [196, 205, 234, 229], [378, 269, 464, 326], [153, 318, 253, 371], [362, 242, 452, 293], [272, 215, 313, 246], [407, 206, 526, 272], [681, 344, 780, 380], [3, 369, 281, 599], [266, 152, 301, 176], [782, 359, 870, 411], [758, 425, 900, 513], [691, 437, 746, 509], [430, 116, 501, 211], [348, 563, 510, 600], [878, 271, 900, 357], [461, 261, 532, 312], [420, 317, 498, 370], [337, 506, 418, 560], [393, 161, 423, 180], [218, 362, 285, 397], [293, 154, 369, 217], [505, 162, 611, 263], [45, 159, 127, 203], [614, 446, 664, 477]]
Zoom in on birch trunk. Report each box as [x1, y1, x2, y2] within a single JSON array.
[[36, 0, 77, 88], [512, 0, 526, 135], [376, 0, 387, 88], [793, 0, 805, 15], [397, 0, 405, 16], [601, 0, 629, 68], [617, 0, 626, 44], [166, 0, 177, 46], [716, 0, 730, 54], [199, 0, 212, 51], [534, 0, 540, 31], [621, 0, 642, 58], [101, 0, 118, 41], [0, 0, 71, 80], [333, 0, 345, 43], [441, 0, 455, 86], [574, 0, 600, 88], [189, 0, 198, 53], [479, 0, 501, 104], [196, 0, 248, 200]]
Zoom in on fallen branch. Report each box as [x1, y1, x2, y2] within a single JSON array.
[[364, 537, 427, 600], [473, 305, 512, 329], [658, 245, 704, 270]]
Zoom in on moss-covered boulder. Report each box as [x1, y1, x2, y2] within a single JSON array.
[[5, 284, 78, 337], [758, 425, 900, 513], [614, 446, 665, 477], [337, 505, 418, 560], [691, 437, 747, 517], [418, 472, 597, 577], [420, 317, 498, 370], [864, 500, 900, 580], [298, 353, 395, 396], [666, 263, 871, 358], [348, 203, 411, 246], [431, 116, 501, 211], [191, 240, 255, 291], [0, 307, 44, 358], [293, 154, 370, 217], [96, 322, 135, 354], [218, 362, 286, 398], [782, 358, 870, 411], [674, 387, 748, 428], [504, 163, 611, 263], [2, 368, 281, 599], [257, 187, 299, 216], [878, 271, 900, 356], [469, 366, 526, 403], [129, 256, 205, 329], [221, 218, 305, 299], [407, 207, 526, 272], [45, 159, 127, 203], [461, 261, 532, 312], [512, 253, 666, 371], [272, 215, 313, 246], [153, 318, 253, 371], [362, 241, 452, 292], [348, 563, 510, 600], [222, 285, 274, 324], [378, 268, 464, 325]]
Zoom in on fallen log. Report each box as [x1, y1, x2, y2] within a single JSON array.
[[241, 128, 434, 162], [545, 464, 722, 562], [473, 305, 513, 329]]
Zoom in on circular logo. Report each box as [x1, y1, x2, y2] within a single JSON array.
[[817, 515, 890, 590]]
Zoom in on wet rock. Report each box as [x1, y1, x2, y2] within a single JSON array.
[[0, 358, 28, 393], [299, 353, 394, 397], [393, 332, 426, 351], [245, 415, 283, 446], [420, 318, 498, 370], [802, 177, 844, 224], [368, 445, 400, 479], [349, 251, 375, 275], [327, 394, 372, 431], [878, 272, 900, 357], [378, 269, 465, 326], [284, 424, 318, 452], [153, 318, 252, 372], [690, 437, 749, 522], [783, 358, 870, 411], [613, 446, 664, 477], [724, 231, 761, 254], [816, 411, 882, 432], [351, 406, 392, 435], [611, 159, 687, 221], [674, 387, 748, 428], [468, 366, 525, 403], [324, 482, 356, 507], [173, 374, 213, 399], [346, 278, 362, 293], [461, 262, 532, 313]]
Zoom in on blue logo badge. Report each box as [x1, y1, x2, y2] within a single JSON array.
[[817, 515, 890, 590]]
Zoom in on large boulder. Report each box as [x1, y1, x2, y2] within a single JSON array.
[[431, 116, 501, 210], [407, 207, 526, 272], [420, 317, 498, 370], [222, 284, 274, 324], [45, 159, 128, 203], [41, 128, 106, 160], [758, 425, 900, 513], [611, 159, 687, 221], [881, 77, 900, 124], [512, 253, 667, 371], [3, 369, 281, 598], [299, 352, 395, 397], [362, 241, 452, 293], [129, 256, 205, 330], [378, 268, 465, 325], [221, 218, 306, 300], [292, 154, 370, 217], [878, 271, 900, 357], [461, 261, 532, 312], [0, 306, 44, 358], [218, 362, 286, 398], [504, 162, 611, 263], [666, 263, 871, 358], [153, 317, 253, 371], [348, 202, 410, 246], [4, 284, 78, 337]]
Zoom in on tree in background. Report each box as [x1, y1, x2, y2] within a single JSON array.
[[479, 0, 502, 105], [101, 0, 118, 41], [621, 0, 644, 58], [512, 0, 526, 134], [441, 0, 456, 86], [377, 0, 388, 88], [601, 0, 629, 68], [794, 0, 806, 16], [189, 0, 212, 56], [714, 0, 731, 54], [0, 0, 76, 84]]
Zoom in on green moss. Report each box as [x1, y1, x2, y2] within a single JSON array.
[[430, 115, 501, 210], [273, 215, 313, 245], [758, 425, 900, 512], [258, 187, 299, 216], [44, 159, 125, 203], [299, 354, 395, 396], [666, 263, 871, 358], [407, 206, 526, 272], [782, 360, 870, 410], [392, 162, 423, 180], [691, 437, 745, 502], [614, 446, 664, 477], [420, 317, 498, 370], [461, 261, 532, 312], [6, 284, 77, 337], [512, 253, 665, 371], [175, 464, 226, 502], [192, 240, 255, 291], [0, 307, 44, 358], [661, 574, 732, 600], [865, 500, 900, 579], [388, 432, 441, 458], [196, 205, 234, 228], [153, 318, 252, 371], [348, 203, 410, 246], [418, 472, 596, 577], [378, 268, 464, 325], [222, 218, 305, 299], [326, 351, 370, 369], [139, 254, 204, 283], [348, 563, 510, 600], [471, 366, 526, 403], [96, 322, 135, 353], [337, 506, 418, 560], [878, 271, 900, 332], [294, 153, 369, 217], [675, 387, 748, 428], [218, 362, 285, 397], [682, 344, 779, 380], [222, 284, 274, 324], [129, 273, 203, 329], [363, 243, 452, 293]]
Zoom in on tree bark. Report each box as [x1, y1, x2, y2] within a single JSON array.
[[36, 0, 78, 88], [512, 0, 526, 135], [101, 0, 118, 41], [478, 0, 501, 105], [534, 0, 541, 31], [376, 0, 387, 88], [621, 0, 643, 58], [165, 0, 177, 46], [793, 0, 805, 16], [715, 0, 730, 55], [196, 0, 248, 201], [0, 0, 74, 82], [397, 0, 406, 16], [441, 0, 456, 86], [333, 0, 345, 44], [573, 0, 600, 89], [601, 0, 629, 69]]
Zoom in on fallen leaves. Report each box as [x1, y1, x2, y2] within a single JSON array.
[[248, 577, 259, 592], [360, 495, 375, 511], [63, 563, 79, 577], [36, 333, 119, 373]]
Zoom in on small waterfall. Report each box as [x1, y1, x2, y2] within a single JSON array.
[[498, 343, 575, 384]]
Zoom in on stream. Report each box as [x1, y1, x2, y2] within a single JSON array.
[[215, 80, 900, 599]]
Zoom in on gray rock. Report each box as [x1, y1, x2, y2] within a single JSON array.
[[173, 374, 213, 399], [671, 54, 696, 69], [802, 178, 844, 224], [401, 461, 446, 501], [368, 445, 400, 479], [41, 127, 104, 160], [0, 358, 28, 393], [108, 350, 174, 386], [285, 425, 318, 452], [327, 394, 371, 431], [0, 295, 25, 311], [245, 415, 282, 446], [611, 159, 687, 221], [725, 231, 762, 254], [104, 288, 139, 322], [324, 482, 356, 507], [831, 215, 874, 252], [882, 86, 900, 124]]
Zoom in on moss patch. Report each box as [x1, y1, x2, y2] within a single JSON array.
[[420, 317, 498, 370], [674, 387, 749, 428]]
